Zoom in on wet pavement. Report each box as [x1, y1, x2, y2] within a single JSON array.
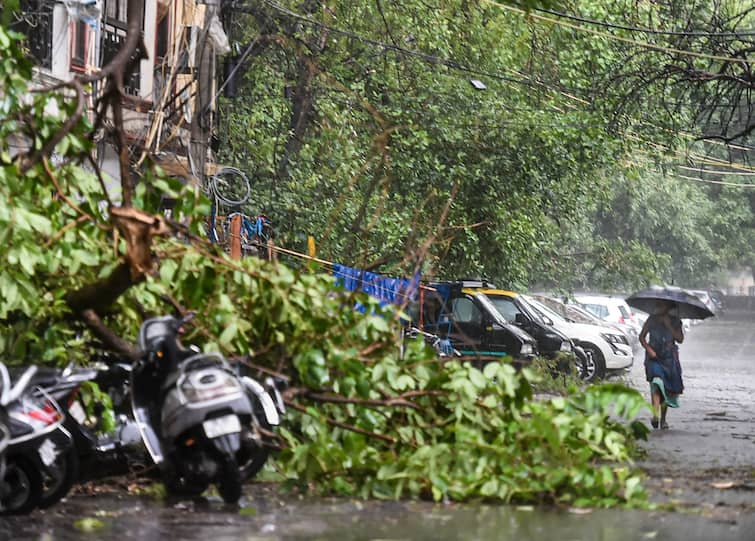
[[1, 310, 753, 540], [628, 309, 755, 516]]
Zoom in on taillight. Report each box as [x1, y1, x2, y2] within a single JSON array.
[[619, 316, 625, 324]]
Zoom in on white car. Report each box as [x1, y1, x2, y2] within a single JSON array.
[[689, 289, 717, 316], [572, 294, 642, 344], [524, 296, 633, 381]]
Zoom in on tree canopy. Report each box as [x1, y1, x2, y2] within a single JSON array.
[[217, 0, 753, 290]]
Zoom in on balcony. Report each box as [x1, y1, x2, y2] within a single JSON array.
[[101, 18, 141, 96], [12, 0, 54, 69]]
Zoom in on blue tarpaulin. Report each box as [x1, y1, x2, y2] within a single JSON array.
[[333, 264, 421, 309]]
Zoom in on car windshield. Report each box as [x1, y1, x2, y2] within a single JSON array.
[[567, 305, 602, 324], [475, 294, 510, 326], [522, 295, 568, 324]]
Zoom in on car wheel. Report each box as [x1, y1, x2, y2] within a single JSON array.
[[580, 344, 606, 382]]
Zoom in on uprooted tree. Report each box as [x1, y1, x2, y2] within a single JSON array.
[[0, 13, 653, 506]]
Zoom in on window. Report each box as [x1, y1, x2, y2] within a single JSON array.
[[105, 0, 127, 22], [582, 303, 609, 319], [70, 20, 90, 70], [452, 298, 482, 324], [488, 297, 521, 323]]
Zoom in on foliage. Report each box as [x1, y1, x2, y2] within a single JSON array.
[[216, 0, 753, 291], [11, 0, 755, 509], [276, 350, 649, 506]]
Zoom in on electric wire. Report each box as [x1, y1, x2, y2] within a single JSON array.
[[533, 7, 755, 38], [483, 0, 752, 64]]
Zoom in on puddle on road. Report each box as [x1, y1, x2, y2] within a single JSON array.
[[1, 494, 754, 541]]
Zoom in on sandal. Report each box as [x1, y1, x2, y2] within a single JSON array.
[[651, 416, 659, 429], [661, 421, 669, 430]]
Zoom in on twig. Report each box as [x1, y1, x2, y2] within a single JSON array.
[[299, 389, 420, 410], [43, 215, 89, 248], [20, 79, 86, 174], [286, 400, 398, 444], [42, 156, 94, 221]]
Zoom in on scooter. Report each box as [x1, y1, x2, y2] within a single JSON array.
[[31, 364, 143, 491], [0, 364, 75, 514], [131, 313, 280, 503]]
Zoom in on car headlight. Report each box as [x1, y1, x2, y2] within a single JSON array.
[[520, 344, 534, 356], [559, 341, 572, 352], [601, 333, 628, 346]]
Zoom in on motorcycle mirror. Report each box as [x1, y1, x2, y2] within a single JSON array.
[[0, 362, 10, 405], [6, 365, 38, 404]]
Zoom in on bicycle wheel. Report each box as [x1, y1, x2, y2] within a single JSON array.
[[211, 168, 251, 207]]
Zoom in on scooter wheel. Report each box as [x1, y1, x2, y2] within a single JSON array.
[[38, 446, 80, 509], [164, 472, 208, 499], [217, 457, 242, 504], [0, 456, 43, 515]]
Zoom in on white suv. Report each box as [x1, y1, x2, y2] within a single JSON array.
[[572, 294, 642, 345], [523, 296, 633, 381]]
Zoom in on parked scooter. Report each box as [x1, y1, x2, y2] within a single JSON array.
[[31, 364, 143, 492], [0, 364, 75, 514], [131, 313, 281, 503]]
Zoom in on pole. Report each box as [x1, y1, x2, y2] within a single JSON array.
[[189, 2, 217, 189]]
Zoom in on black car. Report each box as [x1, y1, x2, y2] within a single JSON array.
[[417, 281, 538, 366]]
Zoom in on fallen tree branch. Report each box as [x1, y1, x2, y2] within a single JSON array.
[[286, 400, 398, 444], [80, 309, 139, 361], [290, 388, 420, 410]]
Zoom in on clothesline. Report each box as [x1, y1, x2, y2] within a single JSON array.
[[252, 240, 436, 291]]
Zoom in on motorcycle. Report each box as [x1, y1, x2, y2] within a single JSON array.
[[131, 313, 281, 503], [0, 364, 75, 514]]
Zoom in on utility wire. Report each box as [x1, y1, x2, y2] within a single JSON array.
[[534, 7, 755, 38], [483, 0, 752, 64], [677, 165, 755, 176], [675, 174, 755, 188]]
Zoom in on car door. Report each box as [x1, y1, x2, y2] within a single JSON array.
[[448, 296, 485, 354]]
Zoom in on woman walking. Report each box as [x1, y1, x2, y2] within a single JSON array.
[[639, 300, 684, 429]]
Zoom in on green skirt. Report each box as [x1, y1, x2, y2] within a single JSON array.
[[650, 377, 680, 408]]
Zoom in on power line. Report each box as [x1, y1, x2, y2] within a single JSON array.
[[260, 0, 530, 86], [483, 0, 752, 64], [677, 165, 755, 177], [675, 174, 755, 188], [534, 7, 755, 38]]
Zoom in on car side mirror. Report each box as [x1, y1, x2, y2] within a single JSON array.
[[542, 315, 553, 326], [514, 313, 527, 325]]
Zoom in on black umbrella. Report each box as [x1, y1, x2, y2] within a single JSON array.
[[626, 285, 715, 320]]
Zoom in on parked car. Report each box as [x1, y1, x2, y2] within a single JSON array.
[[708, 289, 725, 312], [425, 282, 589, 376], [524, 296, 633, 381], [571, 294, 642, 346], [419, 280, 539, 367], [689, 289, 717, 315]]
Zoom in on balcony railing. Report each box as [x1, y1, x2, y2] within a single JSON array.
[[101, 19, 141, 96], [12, 0, 54, 69]]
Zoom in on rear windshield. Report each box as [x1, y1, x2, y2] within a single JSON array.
[[582, 303, 609, 319]]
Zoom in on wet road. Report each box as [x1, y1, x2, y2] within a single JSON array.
[[1, 311, 753, 540], [631, 309, 755, 470], [628, 309, 755, 514]]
